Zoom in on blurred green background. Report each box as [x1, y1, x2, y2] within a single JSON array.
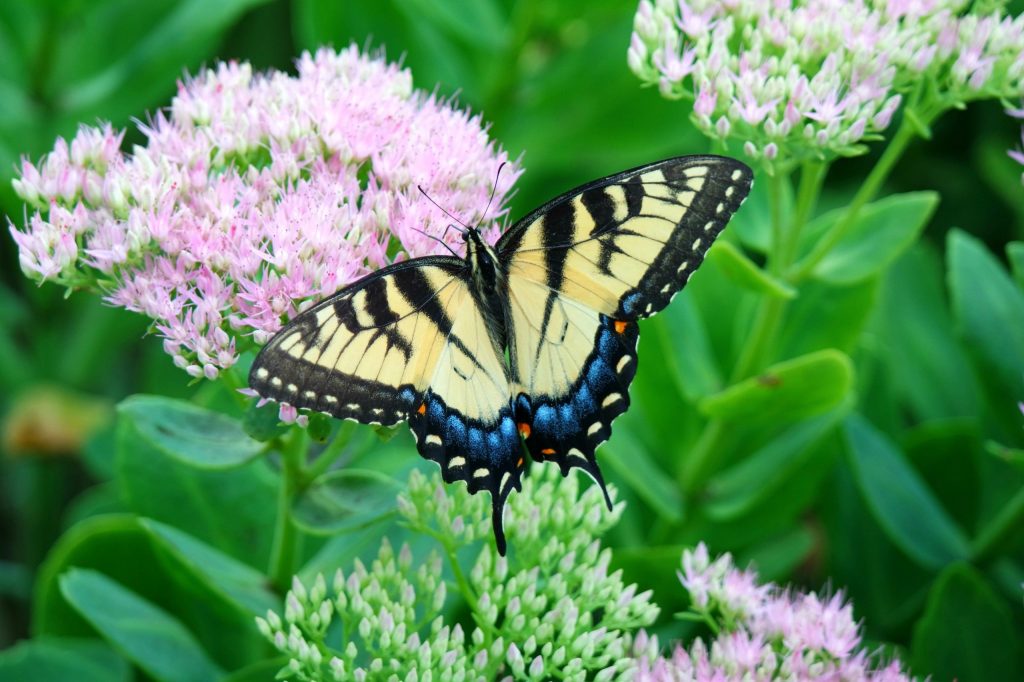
[[1, 1, 1024, 680]]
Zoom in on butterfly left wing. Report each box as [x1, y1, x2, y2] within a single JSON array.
[[498, 155, 752, 495], [249, 258, 525, 553]]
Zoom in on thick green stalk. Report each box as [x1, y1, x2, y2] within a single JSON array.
[[788, 112, 924, 282], [302, 420, 359, 484], [680, 159, 826, 490], [269, 426, 309, 591]]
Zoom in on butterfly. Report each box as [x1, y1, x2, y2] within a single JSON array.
[[249, 155, 752, 554]]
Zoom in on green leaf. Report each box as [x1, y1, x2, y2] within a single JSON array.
[[242, 399, 289, 443], [118, 395, 264, 469], [32, 515, 264, 671], [116, 412, 278, 568], [653, 292, 721, 402], [293, 0, 481, 99], [733, 526, 815, 583], [911, 563, 1023, 682], [902, 418, 980, 532], [986, 440, 1024, 472], [948, 229, 1024, 393], [220, 658, 291, 682], [57, 0, 274, 123], [600, 426, 684, 523], [0, 637, 130, 682], [872, 245, 981, 420], [777, 277, 878, 358], [809, 191, 939, 284], [698, 349, 854, 424], [820, 460, 933, 632], [705, 409, 845, 520], [1008, 242, 1024, 287], [706, 241, 796, 298], [140, 519, 279, 617], [61, 569, 223, 682], [63, 483, 126, 530], [34, 516, 164, 638], [0, 559, 31, 600], [400, 0, 507, 49], [844, 414, 970, 569], [292, 469, 403, 535]]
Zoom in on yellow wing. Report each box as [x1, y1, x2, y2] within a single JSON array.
[[498, 156, 752, 490], [249, 257, 524, 553]]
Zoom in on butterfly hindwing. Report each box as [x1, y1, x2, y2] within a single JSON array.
[[499, 155, 752, 491]]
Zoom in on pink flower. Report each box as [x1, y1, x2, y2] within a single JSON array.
[[635, 544, 916, 680], [630, 0, 1024, 162], [8, 46, 522, 385]]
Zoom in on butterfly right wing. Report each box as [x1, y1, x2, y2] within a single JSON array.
[[496, 156, 752, 498]]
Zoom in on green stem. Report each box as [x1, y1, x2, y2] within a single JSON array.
[[783, 159, 829, 267], [730, 162, 801, 382], [766, 168, 791, 275], [421, 526, 497, 639], [680, 159, 826, 491], [220, 365, 250, 410], [302, 421, 359, 484], [788, 111, 926, 282], [678, 419, 726, 492], [269, 426, 308, 591]]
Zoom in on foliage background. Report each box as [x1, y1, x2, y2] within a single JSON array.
[[0, 0, 1023, 680]]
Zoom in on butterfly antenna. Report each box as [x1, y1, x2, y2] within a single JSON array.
[[418, 185, 470, 233], [480, 161, 506, 226], [408, 225, 461, 258]]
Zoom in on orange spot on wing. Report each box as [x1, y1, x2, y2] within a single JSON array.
[[517, 457, 524, 467], [518, 422, 531, 438], [417, 403, 426, 415], [614, 320, 628, 334], [541, 447, 556, 456]]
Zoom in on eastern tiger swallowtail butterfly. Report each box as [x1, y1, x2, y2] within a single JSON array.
[[249, 155, 752, 554]]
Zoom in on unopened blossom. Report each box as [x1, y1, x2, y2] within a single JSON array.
[[9, 46, 521, 388], [260, 466, 657, 680], [630, 0, 1024, 163], [634, 543, 915, 681]]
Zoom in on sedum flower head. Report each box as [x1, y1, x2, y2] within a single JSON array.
[[258, 465, 659, 681], [629, 0, 1024, 163], [9, 45, 521, 382], [633, 543, 915, 681]]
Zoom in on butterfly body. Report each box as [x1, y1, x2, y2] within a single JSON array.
[[249, 155, 753, 554]]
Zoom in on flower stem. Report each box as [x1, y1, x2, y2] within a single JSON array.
[[788, 111, 924, 282], [269, 426, 308, 591], [680, 159, 826, 491], [302, 421, 359, 484]]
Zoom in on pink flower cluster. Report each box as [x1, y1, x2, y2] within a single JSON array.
[[633, 544, 914, 681], [629, 0, 1024, 162], [9, 46, 521, 381]]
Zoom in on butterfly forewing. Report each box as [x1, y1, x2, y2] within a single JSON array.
[[498, 156, 752, 487], [250, 258, 467, 424]]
